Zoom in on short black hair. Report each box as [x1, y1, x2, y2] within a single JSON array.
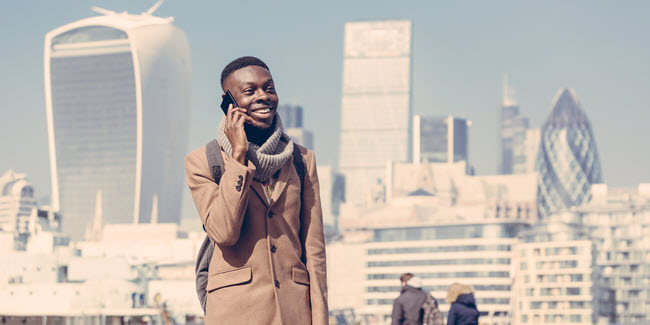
[[220, 56, 270, 90]]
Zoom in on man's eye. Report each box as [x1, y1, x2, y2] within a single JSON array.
[[243, 89, 254, 95], [266, 86, 275, 92]]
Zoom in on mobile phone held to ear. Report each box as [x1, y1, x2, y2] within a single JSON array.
[[220, 90, 239, 115]]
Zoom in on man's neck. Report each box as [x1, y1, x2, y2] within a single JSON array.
[[245, 124, 273, 146]]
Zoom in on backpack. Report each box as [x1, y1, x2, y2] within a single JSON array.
[[194, 139, 307, 314], [422, 292, 444, 325]]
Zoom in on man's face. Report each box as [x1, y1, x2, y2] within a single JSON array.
[[223, 65, 278, 129]]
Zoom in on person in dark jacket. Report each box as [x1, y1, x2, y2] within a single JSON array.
[[446, 283, 479, 325], [391, 273, 427, 325]]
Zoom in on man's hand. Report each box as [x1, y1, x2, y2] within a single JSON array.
[[224, 104, 251, 165]]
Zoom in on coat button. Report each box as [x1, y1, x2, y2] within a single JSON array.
[[271, 245, 276, 253], [268, 211, 274, 218], [275, 280, 280, 288]]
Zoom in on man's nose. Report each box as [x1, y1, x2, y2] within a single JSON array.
[[255, 89, 270, 102]]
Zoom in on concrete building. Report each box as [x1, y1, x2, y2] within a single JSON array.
[[338, 20, 412, 207], [317, 165, 345, 234], [0, 170, 38, 234], [514, 213, 611, 325], [330, 159, 538, 324], [577, 184, 650, 324], [44, 7, 191, 239]]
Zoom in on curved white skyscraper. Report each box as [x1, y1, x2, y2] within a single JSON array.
[[44, 8, 191, 239], [536, 88, 603, 217]]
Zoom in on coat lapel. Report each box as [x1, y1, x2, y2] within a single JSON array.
[[251, 182, 269, 209], [269, 159, 292, 207]]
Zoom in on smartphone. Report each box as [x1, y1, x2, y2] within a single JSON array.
[[220, 90, 239, 115]]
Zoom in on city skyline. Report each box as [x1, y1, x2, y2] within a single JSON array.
[[1, 1, 650, 220]]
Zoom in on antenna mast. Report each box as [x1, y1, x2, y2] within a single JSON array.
[[145, 0, 165, 15]]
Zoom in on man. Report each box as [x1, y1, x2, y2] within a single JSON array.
[[391, 273, 443, 325], [185, 56, 328, 324]]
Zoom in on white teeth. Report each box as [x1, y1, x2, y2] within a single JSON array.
[[256, 109, 270, 114]]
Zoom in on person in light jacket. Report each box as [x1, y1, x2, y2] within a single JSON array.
[[186, 56, 327, 324], [446, 283, 479, 325]]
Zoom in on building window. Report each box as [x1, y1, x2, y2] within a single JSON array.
[[566, 288, 581, 295]]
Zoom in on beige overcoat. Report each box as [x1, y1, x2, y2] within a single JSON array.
[[185, 144, 328, 325]]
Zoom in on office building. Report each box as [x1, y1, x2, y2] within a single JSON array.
[[44, 7, 191, 239], [414, 115, 470, 164], [499, 75, 529, 175], [338, 20, 412, 207], [514, 128, 540, 175], [536, 89, 603, 217], [279, 104, 314, 150]]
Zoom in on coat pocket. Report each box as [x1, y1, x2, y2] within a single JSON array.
[[207, 265, 252, 293], [291, 266, 310, 286]]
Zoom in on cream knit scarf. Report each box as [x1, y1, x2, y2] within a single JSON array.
[[217, 115, 294, 182]]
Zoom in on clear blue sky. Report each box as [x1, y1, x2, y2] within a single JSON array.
[[1, 0, 649, 219]]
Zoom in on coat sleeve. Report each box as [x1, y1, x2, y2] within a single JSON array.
[[299, 149, 329, 325], [446, 304, 456, 325], [391, 299, 404, 325], [185, 148, 256, 246]]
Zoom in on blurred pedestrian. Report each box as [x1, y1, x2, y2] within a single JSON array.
[[391, 273, 443, 325], [446, 283, 479, 325]]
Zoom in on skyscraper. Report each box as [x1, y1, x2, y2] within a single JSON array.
[[44, 7, 191, 239], [514, 128, 541, 175], [536, 88, 603, 217], [414, 115, 470, 164], [338, 20, 412, 206], [278, 104, 303, 128], [499, 75, 529, 175], [279, 104, 314, 150]]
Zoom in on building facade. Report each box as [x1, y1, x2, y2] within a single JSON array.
[[578, 184, 650, 324], [44, 9, 191, 239], [338, 20, 412, 207], [536, 89, 603, 217], [332, 159, 538, 324], [279, 104, 314, 150], [0, 170, 38, 234], [514, 128, 540, 175], [499, 75, 529, 175], [514, 214, 610, 325], [414, 115, 470, 164]]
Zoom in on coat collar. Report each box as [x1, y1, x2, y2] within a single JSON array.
[[249, 158, 293, 209]]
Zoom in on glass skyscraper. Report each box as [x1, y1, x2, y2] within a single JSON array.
[[44, 9, 191, 239], [338, 20, 412, 207], [415, 115, 470, 164], [536, 89, 603, 217]]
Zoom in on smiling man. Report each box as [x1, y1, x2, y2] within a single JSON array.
[[185, 56, 328, 324]]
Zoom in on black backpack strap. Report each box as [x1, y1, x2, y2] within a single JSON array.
[[206, 139, 225, 185], [292, 144, 306, 190], [293, 144, 309, 264]]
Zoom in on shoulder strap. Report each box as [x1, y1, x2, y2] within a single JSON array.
[[205, 139, 225, 185], [292, 144, 306, 191]]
